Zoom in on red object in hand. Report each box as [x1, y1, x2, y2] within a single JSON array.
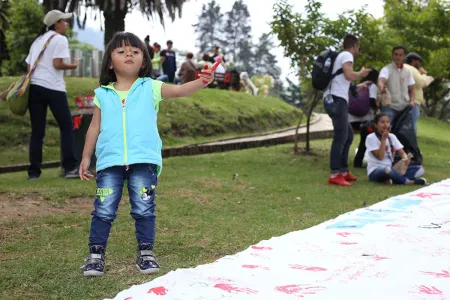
[[211, 59, 221, 71]]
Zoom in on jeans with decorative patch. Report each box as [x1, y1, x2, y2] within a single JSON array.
[[89, 164, 158, 248]]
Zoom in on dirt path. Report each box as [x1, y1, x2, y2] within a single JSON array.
[[0, 194, 94, 224]]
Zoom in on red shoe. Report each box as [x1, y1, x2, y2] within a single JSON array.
[[343, 172, 357, 182], [328, 174, 352, 186]]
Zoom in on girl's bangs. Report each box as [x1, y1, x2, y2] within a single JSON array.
[[109, 32, 145, 52]]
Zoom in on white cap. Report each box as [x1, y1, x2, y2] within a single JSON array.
[[43, 10, 73, 27]]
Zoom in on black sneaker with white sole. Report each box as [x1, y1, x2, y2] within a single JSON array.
[[136, 243, 160, 274], [83, 245, 106, 277], [414, 178, 427, 185]]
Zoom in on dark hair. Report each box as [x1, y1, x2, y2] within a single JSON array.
[[144, 35, 150, 42], [186, 52, 193, 59], [37, 23, 56, 38], [362, 68, 379, 84], [343, 34, 359, 49], [202, 53, 210, 61], [100, 32, 153, 86], [167, 40, 173, 45], [374, 113, 389, 124], [392, 45, 407, 54]]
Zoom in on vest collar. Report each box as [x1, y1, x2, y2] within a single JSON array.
[[101, 77, 149, 93], [391, 61, 404, 70]]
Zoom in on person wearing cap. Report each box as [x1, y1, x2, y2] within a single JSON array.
[[404, 52, 434, 135], [25, 10, 79, 180]]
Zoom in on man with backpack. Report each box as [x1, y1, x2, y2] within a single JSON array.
[[314, 34, 371, 186]]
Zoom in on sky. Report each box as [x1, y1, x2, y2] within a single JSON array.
[[76, 0, 385, 81]]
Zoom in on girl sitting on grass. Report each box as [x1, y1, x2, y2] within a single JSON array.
[[365, 113, 427, 185]]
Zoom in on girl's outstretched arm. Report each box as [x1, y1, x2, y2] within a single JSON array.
[[161, 64, 215, 99], [79, 106, 101, 180]]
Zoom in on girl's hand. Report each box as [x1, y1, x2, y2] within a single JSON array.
[[199, 64, 214, 85], [79, 158, 94, 180], [382, 129, 390, 140]]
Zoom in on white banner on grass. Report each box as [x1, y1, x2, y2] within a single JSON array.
[[106, 179, 450, 300]]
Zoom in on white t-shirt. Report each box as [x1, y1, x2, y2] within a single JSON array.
[[25, 31, 70, 92], [379, 66, 415, 86], [365, 132, 403, 176], [323, 51, 354, 101], [348, 83, 377, 122]]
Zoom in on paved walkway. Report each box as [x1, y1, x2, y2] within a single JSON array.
[[0, 113, 334, 173], [201, 113, 333, 146]]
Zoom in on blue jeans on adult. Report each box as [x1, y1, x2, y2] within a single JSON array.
[[411, 104, 420, 136], [89, 163, 158, 248], [324, 96, 353, 173], [380, 106, 402, 124], [369, 165, 424, 184]]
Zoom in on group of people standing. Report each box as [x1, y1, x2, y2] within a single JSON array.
[[324, 34, 434, 187], [143, 36, 227, 85]]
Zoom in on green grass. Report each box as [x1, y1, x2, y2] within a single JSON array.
[[0, 118, 449, 299], [0, 77, 302, 165]]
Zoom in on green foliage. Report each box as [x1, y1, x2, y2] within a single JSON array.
[[2, 0, 44, 75], [251, 74, 274, 96]]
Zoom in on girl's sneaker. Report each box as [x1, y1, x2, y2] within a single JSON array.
[[83, 245, 106, 277], [414, 178, 427, 185], [136, 243, 160, 274]]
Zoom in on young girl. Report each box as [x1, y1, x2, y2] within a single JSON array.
[[365, 113, 427, 185], [78, 32, 214, 277]]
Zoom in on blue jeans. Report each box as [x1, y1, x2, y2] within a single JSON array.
[[380, 106, 402, 124], [411, 104, 420, 136], [324, 96, 353, 173], [89, 164, 158, 248], [369, 165, 424, 184]]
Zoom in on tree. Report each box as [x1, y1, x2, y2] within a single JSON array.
[[271, 0, 334, 154], [222, 0, 252, 66], [253, 33, 281, 79], [193, 0, 224, 54], [2, 0, 44, 75], [43, 0, 189, 46], [281, 78, 302, 107], [0, 0, 11, 75]]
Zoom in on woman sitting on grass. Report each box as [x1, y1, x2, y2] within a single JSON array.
[[365, 113, 427, 185]]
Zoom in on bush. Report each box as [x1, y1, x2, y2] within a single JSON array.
[[2, 0, 44, 75]]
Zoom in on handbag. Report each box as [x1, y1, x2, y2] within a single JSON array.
[[6, 34, 57, 116], [392, 152, 413, 176], [380, 89, 392, 107]]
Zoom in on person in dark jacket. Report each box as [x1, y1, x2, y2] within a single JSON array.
[[160, 40, 177, 83]]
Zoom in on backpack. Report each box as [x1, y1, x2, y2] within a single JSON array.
[[348, 84, 371, 117], [311, 50, 342, 91]]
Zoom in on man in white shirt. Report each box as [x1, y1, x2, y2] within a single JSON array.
[[323, 34, 371, 186], [378, 46, 415, 125]]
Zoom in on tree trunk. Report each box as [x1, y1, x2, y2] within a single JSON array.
[[103, 5, 127, 47], [305, 89, 319, 153], [293, 111, 305, 153]]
